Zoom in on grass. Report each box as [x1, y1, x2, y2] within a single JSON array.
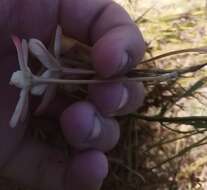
[[104, 0, 207, 189]]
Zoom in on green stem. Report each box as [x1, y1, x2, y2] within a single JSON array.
[[140, 47, 207, 64]]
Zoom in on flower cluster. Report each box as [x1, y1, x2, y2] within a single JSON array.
[[10, 26, 93, 127], [10, 25, 207, 128]]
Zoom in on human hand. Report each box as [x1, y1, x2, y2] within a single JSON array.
[[0, 0, 145, 190]]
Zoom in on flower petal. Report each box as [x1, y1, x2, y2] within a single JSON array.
[[40, 70, 53, 78], [21, 39, 31, 73], [12, 36, 30, 73], [10, 89, 29, 128], [31, 70, 52, 95], [29, 39, 59, 69], [31, 84, 48, 96], [54, 25, 62, 58]]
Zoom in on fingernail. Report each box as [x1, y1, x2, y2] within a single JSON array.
[[119, 52, 128, 72], [118, 86, 129, 110], [89, 116, 102, 140]]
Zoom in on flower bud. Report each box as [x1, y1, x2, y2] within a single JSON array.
[[10, 71, 27, 88]]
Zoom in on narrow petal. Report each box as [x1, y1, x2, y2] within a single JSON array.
[[31, 84, 47, 96], [31, 70, 52, 95], [10, 89, 29, 128], [12, 36, 27, 72], [54, 25, 62, 58], [29, 39, 59, 69], [35, 84, 57, 114], [40, 70, 52, 78], [21, 39, 31, 73]]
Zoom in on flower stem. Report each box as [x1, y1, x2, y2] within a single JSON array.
[[34, 72, 177, 85]]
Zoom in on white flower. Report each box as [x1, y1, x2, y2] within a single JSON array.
[[10, 26, 94, 125], [9, 36, 52, 127], [29, 26, 63, 114], [9, 36, 31, 128]]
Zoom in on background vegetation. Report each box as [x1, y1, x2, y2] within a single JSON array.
[[104, 0, 207, 189]]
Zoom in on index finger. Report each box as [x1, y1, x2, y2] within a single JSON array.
[[60, 0, 145, 77]]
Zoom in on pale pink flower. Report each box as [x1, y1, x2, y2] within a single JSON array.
[[29, 26, 63, 114], [10, 36, 54, 127]]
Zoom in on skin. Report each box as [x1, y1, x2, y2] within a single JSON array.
[[0, 0, 145, 190]]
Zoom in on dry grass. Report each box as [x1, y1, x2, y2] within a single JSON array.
[[103, 1, 207, 190]]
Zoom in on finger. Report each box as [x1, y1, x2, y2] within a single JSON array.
[[88, 81, 145, 116], [60, 0, 145, 77], [2, 138, 108, 190], [60, 101, 120, 152], [5, 0, 145, 78], [66, 150, 108, 190], [92, 25, 145, 77]]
